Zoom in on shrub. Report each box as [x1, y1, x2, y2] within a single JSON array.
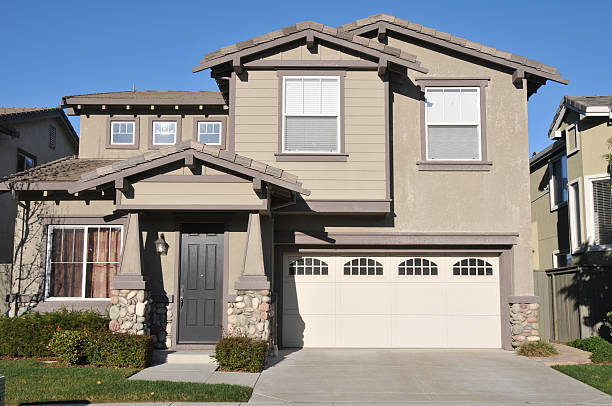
[[84, 331, 153, 368], [516, 340, 559, 357], [49, 330, 89, 364], [0, 309, 108, 357], [568, 336, 612, 363], [213, 336, 268, 372]]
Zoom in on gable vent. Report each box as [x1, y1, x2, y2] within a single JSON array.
[[49, 125, 57, 150]]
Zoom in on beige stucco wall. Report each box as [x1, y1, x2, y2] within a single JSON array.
[[78, 113, 228, 159], [124, 182, 262, 206], [0, 117, 77, 263]]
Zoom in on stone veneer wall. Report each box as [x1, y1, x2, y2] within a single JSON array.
[[149, 299, 173, 349], [510, 302, 540, 348], [108, 290, 150, 335], [227, 290, 272, 340]]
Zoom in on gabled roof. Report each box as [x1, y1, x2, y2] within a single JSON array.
[[193, 20, 428, 74], [71, 140, 309, 195], [529, 140, 565, 168], [338, 14, 568, 86], [62, 90, 226, 106], [548, 95, 612, 139], [0, 107, 78, 145]]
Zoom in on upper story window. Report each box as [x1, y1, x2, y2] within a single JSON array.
[[552, 250, 572, 268], [282, 76, 340, 153], [152, 121, 177, 145], [549, 155, 568, 210], [589, 177, 612, 246], [46, 225, 122, 299], [111, 121, 135, 145], [198, 121, 222, 144], [564, 122, 579, 156], [17, 150, 36, 171], [425, 87, 481, 161], [568, 179, 583, 252]]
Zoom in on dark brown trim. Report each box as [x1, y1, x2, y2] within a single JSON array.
[[229, 72, 236, 152], [140, 174, 248, 183], [171, 230, 180, 349], [416, 78, 490, 167], [147, 116, 182, 149], [222, 230, 230, 333], [384, 74, 391, 199], [416, 161, 493, 171], [63, 96, 225, 106], [275, 231, 519, 246], [276, 70, 346, 157], [275, 199, 391, 214], [244, 60, 378, 69], [106, 116, 140, 150], [191, 116, 228, 149], [275, 153, 348, 162]]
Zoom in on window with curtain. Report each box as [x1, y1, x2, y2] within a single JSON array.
[[47, 226, 122, 299], [282, 76, 340, 153], [425, 87, 481, 160], [152, 121, 177, 145]]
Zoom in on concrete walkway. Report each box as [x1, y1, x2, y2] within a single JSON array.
[[128, 350, 259, 387], [531, 342, 593, 366], [250, 348, 612, 404]]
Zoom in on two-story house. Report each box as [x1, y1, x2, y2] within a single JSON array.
[[1, 15, 567, 350], [0, 107, 78, 315], [530, 95, 612, 341]]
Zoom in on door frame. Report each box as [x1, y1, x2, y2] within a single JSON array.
[[172, 222, 228, 349]]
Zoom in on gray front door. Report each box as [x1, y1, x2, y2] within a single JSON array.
[[178, 229, 224, 343]]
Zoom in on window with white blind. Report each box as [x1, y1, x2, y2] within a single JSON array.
[[590, 178, 612, 246], [549, 155, 568, 210], [282, 76, 340, 153], [152, 121, 177, 145], [425, 87, 481, 160], [111, 121, 135, 145]]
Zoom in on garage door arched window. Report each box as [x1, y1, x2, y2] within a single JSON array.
[[398, 258, 438, 276], [452, 258, 493, 276], [288, 257, 329, 276], [343, 258, 383, 276]]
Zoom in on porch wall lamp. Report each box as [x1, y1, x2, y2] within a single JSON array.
[[154, 234, 169, 256]]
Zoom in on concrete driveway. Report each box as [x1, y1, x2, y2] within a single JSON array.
[[250, 349, 611, 404]]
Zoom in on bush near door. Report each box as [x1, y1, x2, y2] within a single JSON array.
[[213, 336, 267, 372], [567, 336, 612, 363]]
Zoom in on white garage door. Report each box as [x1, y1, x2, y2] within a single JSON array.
[[282, 254, 501, 348]]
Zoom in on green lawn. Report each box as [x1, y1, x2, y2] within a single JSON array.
[[553, 364, 612, 395], [0, 359, 252, 405]]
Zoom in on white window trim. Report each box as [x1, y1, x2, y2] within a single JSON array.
[[152, 121, 177, 145], [549, 155, 568, 211], [197, 121, 222, 145], [551, 249, 571, 268], [565, 122, 580, 157], [583, 173, 612, 251], [568, 177, 584, 253], [110, 121, 136, 145], [424, 86, 482, 161], [44, 225, 123, 301], [281, 76, 341, 154]]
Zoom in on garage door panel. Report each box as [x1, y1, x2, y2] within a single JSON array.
[[283, 315, 335, 347], [391, 283, 447, 315], [336, 315, 392, 347], [283, 282, 335, 314], [391, 315, 448, 347], [447, 316, 501, 348], [336, 282, 391, 315], [445, 284, 500, 315]]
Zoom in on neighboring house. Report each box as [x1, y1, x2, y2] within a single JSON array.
[[0, 107, 78, 315], [530, 95, 612, 342], [0, 15, 568, 350]]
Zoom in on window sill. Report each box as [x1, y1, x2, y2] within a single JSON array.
[[567, 147, 580, 158], [107, 144, 139, 150], [550, 201, 568, 212], [416, 160, 492, 171], [275, 153, 348, 162]]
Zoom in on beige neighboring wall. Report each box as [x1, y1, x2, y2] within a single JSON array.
[[79, 114, 228, 159], [123, 182, 262, 206]]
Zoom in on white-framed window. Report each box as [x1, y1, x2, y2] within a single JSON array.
[[45, 225, 123, 300], [584, 174, 612, 249], [552, 250, 572, 268], [568, 178, 583, 252], [282, 76, 340, 153], [549, 155, 568, 211], [424, 87, 481, 160], [197, 121, 222, 145], [152, 121, 177, 145], [111, 121, 135, 145], [565, 122, 580, 156]]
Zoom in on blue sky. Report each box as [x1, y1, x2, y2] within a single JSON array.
[[1, 0, 610, 155]]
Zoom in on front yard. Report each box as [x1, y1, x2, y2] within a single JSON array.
[[553, 364, 612, 396], [0, 359, 252, 405]]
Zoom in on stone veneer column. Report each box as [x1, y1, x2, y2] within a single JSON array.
[[108, 213, 150, 335], [228, 213, 273, 341], [508, 296, 540, 348]]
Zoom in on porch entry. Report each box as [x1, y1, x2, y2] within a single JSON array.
[[178, 224, 224, 344]]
